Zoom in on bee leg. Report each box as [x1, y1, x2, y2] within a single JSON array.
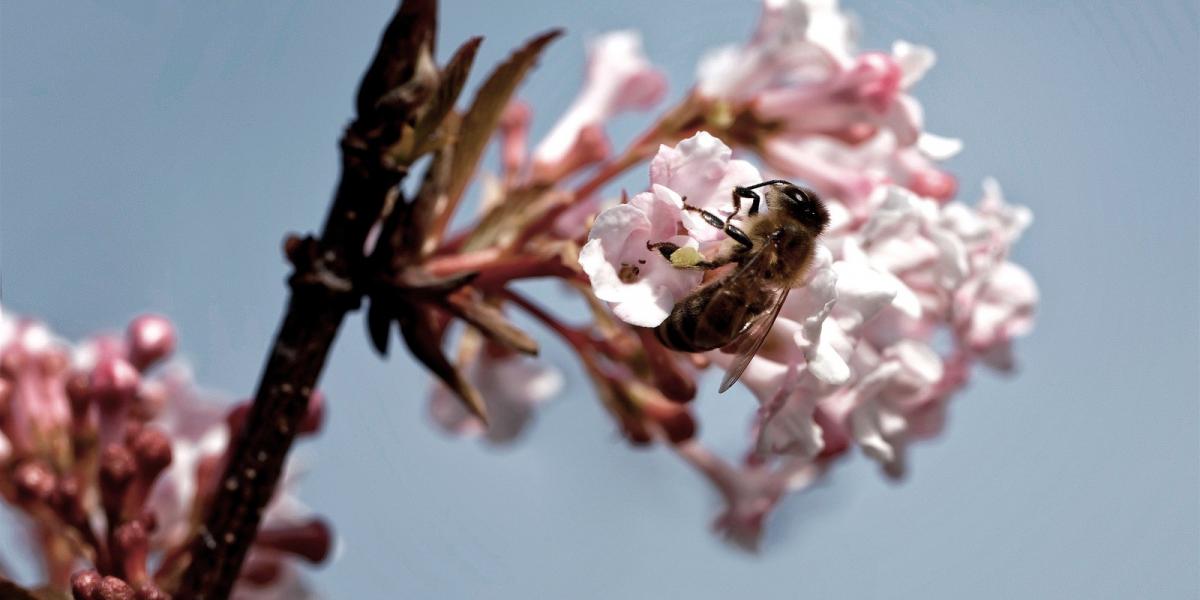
[[724, 223, 753, 249], [681, 204, 755, 250], [646, 240, 681, 260], [732, 186, 761, 216], [682, 204, 728, 231], [645, 240, 732, 270]]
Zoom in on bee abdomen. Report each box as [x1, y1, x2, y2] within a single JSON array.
[[655, 310, 704, 352], [655, 286, 747, 352]]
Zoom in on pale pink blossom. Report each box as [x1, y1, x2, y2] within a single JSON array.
[[580, 132, 774, 326], [696, 0, 854, 102], [763, 130, 961, 215], [143, 363, 231, 548], [533, 31, 666, 180], [579, 185, 702, 327], [953, 261, 1038, 370], [717, 245, 901, 457], [698, 1, 932, 147], [676, 441, 822, 551], [859, 185, 969, 316], [429, 352, 563, 444], [647, 131, 764, 246], [755, 47, 927, 146], [0, 319, 72, 455]]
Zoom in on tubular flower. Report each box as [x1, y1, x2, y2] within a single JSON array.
[[428, 340, 564, 444], [533, 30, 667, 182]]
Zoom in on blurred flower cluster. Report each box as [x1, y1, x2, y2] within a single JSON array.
[[408, 0, 1036, 550], [0, 307, 330, 598]]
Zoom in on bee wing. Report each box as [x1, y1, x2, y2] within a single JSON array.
[[716, 244, 792, 393]]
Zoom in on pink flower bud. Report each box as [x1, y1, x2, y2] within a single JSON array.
[[14, 460, 57, 506], [533, 30, 664, 176], [239, 555, 283, 587], [254, 518, 333, 564], [131, 427, 172, 479], [91, 357, 140, 449], [532, 123, 611, 183], [908, 169, 957, 201], [90, 357, 140, 412], [134, 582, 169, 600], [96, 576, 135, 600], [112, 520, 149, 585], [498, 100, 532, 178], [126, 315, 175, 371], [299, 390, 325, 435], [99, 443, 136, 521], [850, 52, 903, 113], [71, 569, 103, 600]]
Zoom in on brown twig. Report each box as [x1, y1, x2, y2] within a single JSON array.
[[173, 1, 437, 597]]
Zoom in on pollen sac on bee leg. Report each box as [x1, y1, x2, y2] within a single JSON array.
[[668, 247, 704, 268]]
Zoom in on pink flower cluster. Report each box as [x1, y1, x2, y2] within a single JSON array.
[[0, 307, 331, 599], [408, 0, 1035, 552], [573, 0, 1037, 549]]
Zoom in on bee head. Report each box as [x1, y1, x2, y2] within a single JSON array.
[[781, 185, 829, 233]]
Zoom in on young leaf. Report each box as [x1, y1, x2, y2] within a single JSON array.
[[441, 290, 539, 356], [366, 298, 394, 357], [442, 29, 563, 218], [399, 306, 488, 423], [409, 36, 483, 159]]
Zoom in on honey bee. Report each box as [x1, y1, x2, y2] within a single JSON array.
[[647, 180, 830, 392]]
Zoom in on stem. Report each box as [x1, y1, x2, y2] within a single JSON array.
[[174, 0, 435, 595], [507, 96, 703, 253], [501, 289, 591, 350], [177, 297, 347, 599]]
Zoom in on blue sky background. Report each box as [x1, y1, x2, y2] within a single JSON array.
[[2, 1, 1197, 598]]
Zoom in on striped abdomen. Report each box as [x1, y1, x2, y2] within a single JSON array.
[[654, 279, 768, 352]]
